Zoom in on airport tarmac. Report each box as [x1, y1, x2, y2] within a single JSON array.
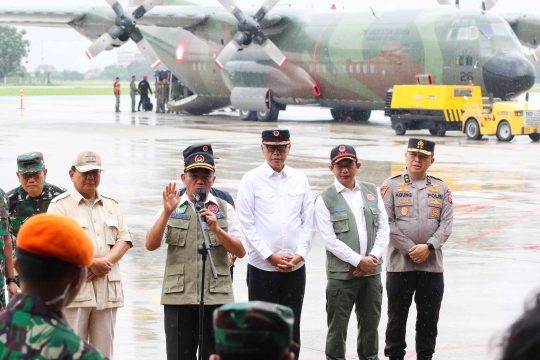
[[1, 94, 540, 360]]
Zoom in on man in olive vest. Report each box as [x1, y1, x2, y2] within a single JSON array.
[[314, 144, 389, 360], [145, 150, 246, 360]]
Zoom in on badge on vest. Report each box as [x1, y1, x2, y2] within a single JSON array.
[[366, 193, 378, 207], [215, 212, 225, 219], [170, 213, 191, 220], [175, 204, 188, 214], [208, 204, 219, 213], [329, 207, 346, 213]]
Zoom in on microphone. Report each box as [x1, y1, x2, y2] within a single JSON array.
[[192, 189, 208, 222]]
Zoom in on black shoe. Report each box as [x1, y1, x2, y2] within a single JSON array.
[[417, 357, 432, 360], [389, 357, 404, 360]]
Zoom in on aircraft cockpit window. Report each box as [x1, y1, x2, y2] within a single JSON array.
[[469, 26, 478, 40], [457, 27, 469, 40], [454, 89, 473, 97], [479, 24, 494, 38], [447, 26, 478, 41], [492, 23, 507, 36], [447, 28, 459, 40]]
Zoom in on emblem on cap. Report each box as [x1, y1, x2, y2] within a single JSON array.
[[208, 204, 219, 213], [339, 145, 346, 152], [273, 130, 280, 136], [417, 140, 424, 149], [85, 154, 97, 163], [203, 145, 208, 152], [195, 155, 204, 162]]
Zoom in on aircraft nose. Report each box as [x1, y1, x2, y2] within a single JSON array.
[[482, 51, 536, 99]]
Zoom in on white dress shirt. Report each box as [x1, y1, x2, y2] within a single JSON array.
[[150, 193, 246, 249], [236, 162, 315, 272], [315, 179, 389, 272]]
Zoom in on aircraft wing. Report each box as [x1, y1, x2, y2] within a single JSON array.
[[0, 7, 85, 28], [501, 13, 540, 60]]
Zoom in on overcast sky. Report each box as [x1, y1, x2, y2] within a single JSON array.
[[4, 0, 537, 73]]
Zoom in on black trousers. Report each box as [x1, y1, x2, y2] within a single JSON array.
[[164, 304, 220, 360], [246, 264, 306, 360], [138, 94, 149, 110], [384, 271, 444, 359]]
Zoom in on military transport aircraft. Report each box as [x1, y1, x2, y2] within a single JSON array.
[[0, 0, 538, 121]]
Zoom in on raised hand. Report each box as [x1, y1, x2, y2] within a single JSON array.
[[163, 182, 181, 215]]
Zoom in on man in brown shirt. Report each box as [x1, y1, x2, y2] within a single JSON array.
[[47, 150, 132, 359], [381, 138, 453, 360]]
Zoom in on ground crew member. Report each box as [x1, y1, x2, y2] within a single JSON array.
[[145, 150, 246, 360], [315, 144, 389, 360], [0, 214, 105, 359], [171, 78, 180, 101], [236, 128, 315, 360], [138, 75, 153, 111], [156, 79, 164, 113], [47, 150, 133, 359], [7, 152, 66, 287], [114, 77, 121, 112], [382, 138, 453, 360], [163, 79, 170, 113], [210, 301, 296, 360], [0, 188, 16, 311], [130, 75, 138, 112]]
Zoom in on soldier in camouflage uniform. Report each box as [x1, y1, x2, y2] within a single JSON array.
[[156, 79, 164, 113], [7, 152, 66, 287], [210, 301, 295, 360], [163, 79, 170, 113], [0, 214, 105, 360], [0, 188, 16, 311]]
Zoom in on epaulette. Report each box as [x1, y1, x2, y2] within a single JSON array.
[[389, 174, 401, 179], [50, 192, 70, 202], [427, 175, 444, 182], [101, 193, 118, 204]]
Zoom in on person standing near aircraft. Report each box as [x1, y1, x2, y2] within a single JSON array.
[[113, 77, 121, 113], [7, 152, 66, 287], [47, 150, 132, 359], [236, 129, 315, 360], [315, 144, 389, 360], [138, 75, 153, 111], [382, 138, 453, 360], [130, 75, 139, 112], [0, 188, 15, 311], [145, 149, 246, 360]]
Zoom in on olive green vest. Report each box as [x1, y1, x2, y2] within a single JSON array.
[[160, 197, 233, 305], [320, 181, 383, 280]]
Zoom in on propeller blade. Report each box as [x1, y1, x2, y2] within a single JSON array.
[[533, 46, 540, 62], [85, 25, 124, 59], [259, 37, 287, 66], [217, 0, 246, 22], [484, 0, 498, 11], [215, 40, 240, 69], [254, 0, 280, 21], [436, 0, 451, 4], [134, 36, 162, 69], [133, 0, 164, 19], [106, 0, 124, 17]]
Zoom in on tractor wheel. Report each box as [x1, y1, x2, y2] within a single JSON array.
[[435, 122, 446, 137], [529, 133, 540, 141], [496, 121, 514, 142], [465, 119, 482, 140], [394, 122, 407, 135]]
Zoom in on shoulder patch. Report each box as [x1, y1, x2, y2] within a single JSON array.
[[215, 212, 225, 219], [380, 186, 389, 199], [100, 193, 118, 203], [51, 192, 70, 203], [170, 213, 191, 220]]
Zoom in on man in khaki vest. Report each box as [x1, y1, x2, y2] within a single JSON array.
[[145, 150, 246, 360], [314, 144, 389, 360]]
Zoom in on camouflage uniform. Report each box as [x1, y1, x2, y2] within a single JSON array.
[[163, 81, 170, 113], [0, 189, 9, 311], [156, 82, 164, 113], [0, 293, 105, 359], [7, 182, 67, 258]]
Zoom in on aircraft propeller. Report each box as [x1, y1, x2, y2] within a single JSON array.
[[85, 0, 163, 68], [215, 0, 286, 69]]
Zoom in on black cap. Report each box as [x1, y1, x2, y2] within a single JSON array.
[[184, 152, 215, 172], [330, 145, 357, 164], [183, 144, 219, 160], [407, 138, 435, 156], [262, 129, 290, 145]]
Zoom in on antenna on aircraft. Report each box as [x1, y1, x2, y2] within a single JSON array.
[[85, 0, 163, 69], [482, 1, 486, 11], [370, 7, 378, 19], [455, 0, 459, 5], [215, 0, 287, 69]]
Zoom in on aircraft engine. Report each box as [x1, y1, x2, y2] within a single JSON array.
[[230, 87, 271, 112], [85, 0, 163, 69], [215, 0, 287, 69]]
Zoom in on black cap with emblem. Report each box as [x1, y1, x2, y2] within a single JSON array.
[[262, 129, 290, 145], [183, 144, 219, 160], [330, 144, 357, 164], [184, 152, 215, 172], [407, 138, 435, 156]]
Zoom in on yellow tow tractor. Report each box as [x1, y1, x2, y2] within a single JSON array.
[[462, 100, 540, 142]]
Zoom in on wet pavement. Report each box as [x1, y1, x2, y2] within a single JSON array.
[[1, 94, 540, 359]]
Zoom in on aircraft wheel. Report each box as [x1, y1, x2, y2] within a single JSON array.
[[257, 107, 279, 121], [394, 122, 407, 136], [429, 129, 437, 135], [331, 109, 345, 120], [465, 119, 482, 140], [529, 133, 540, 141], [496, 121, 514, 142], [239, 110, 256, 121], [350, 110, 371, 121], [435, 122, 446, 137]]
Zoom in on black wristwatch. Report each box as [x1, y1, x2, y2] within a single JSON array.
[[5, 277, 16, 285], [427, 243, 435, 253]]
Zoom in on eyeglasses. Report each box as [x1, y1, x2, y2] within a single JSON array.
[[20, 171, 43, 180], [263, 144, 289, 153], [79, 170, 101, 178], [188, 173, 213, 182], [332, 162, 357, 170]]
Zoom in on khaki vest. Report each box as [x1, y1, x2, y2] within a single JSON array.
[[320, 182, 383, 280], [160, 198, 233, 305]]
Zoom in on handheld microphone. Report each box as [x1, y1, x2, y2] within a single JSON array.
[[192, 189, 208, 222]]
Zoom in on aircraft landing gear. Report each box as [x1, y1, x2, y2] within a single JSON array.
[[239, 110, 256, 121], [331, 109, 371, 121]]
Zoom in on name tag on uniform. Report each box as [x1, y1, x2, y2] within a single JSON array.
[[215, 212, 225, 219], [329, 207, 346, 213], [170, 213, 191, 220]]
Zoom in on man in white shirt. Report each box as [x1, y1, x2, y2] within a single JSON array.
[[314, 144, 389, 360], [236, 128, 315, 360]]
